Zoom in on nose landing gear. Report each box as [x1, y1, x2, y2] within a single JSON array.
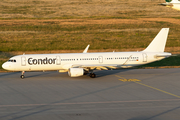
[[21, 71, 25, 79]]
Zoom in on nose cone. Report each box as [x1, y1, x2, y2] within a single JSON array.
[[2, 62, 11, 70]]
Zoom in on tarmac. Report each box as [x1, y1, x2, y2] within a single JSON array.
[[0, 68, 180, 120]]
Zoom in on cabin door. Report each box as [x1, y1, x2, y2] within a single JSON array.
[[21, 56, 26, 66], [99, 56, 103, 63], [56, 56, 61, 65], [142, 53, 147, 62]]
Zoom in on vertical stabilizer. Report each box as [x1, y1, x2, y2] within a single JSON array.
[[143, 28, 169, 52]]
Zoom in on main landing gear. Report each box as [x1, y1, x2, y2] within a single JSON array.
[[21, 71, 25, 79], [89, 73, 96, 78], [84, 69, 96, 78]]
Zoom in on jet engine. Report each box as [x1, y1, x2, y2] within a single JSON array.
[[68, 68, 84, 77]]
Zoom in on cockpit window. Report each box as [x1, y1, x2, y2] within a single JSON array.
[[8, 60, 12, 62], [8, 59, 16, 62]]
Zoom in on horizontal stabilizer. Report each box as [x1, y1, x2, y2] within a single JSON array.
[[155, 53, 172, 58]]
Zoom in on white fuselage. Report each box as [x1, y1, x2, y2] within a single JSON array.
[[2, 51, 171, 71]]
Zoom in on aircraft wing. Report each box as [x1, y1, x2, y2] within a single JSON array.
[[71, 64, 122, 70], [83, 45, 90, 53], [71, 55, 134, 70]]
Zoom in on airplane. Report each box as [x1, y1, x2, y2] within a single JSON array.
[[2, 28, 171, 79], [160, 0, 180, 10]]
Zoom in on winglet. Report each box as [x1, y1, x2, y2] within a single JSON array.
[[83, 45, 90, 53], [143, 28, 169, 52]]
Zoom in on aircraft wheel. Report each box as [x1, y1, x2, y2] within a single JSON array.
[[20, 75, 25, 79], [90, 73, 96, 78]]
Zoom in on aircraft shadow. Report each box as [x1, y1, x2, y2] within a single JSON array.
[[93, 69, 133, 78]]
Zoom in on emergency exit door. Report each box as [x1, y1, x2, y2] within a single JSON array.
[[99, 56, 103, 63]]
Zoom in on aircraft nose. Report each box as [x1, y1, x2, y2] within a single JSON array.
[[2, 62, 9, 70]]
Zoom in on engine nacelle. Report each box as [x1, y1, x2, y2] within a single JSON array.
[[68, 68, 84, 77]]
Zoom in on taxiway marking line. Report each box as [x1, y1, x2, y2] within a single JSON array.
[[115, 75, 180, 99], [135, 82, 180, 99], [115, 75, 126, 79], [115, 75, 141, 82], [0, 99, 180, 107]]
